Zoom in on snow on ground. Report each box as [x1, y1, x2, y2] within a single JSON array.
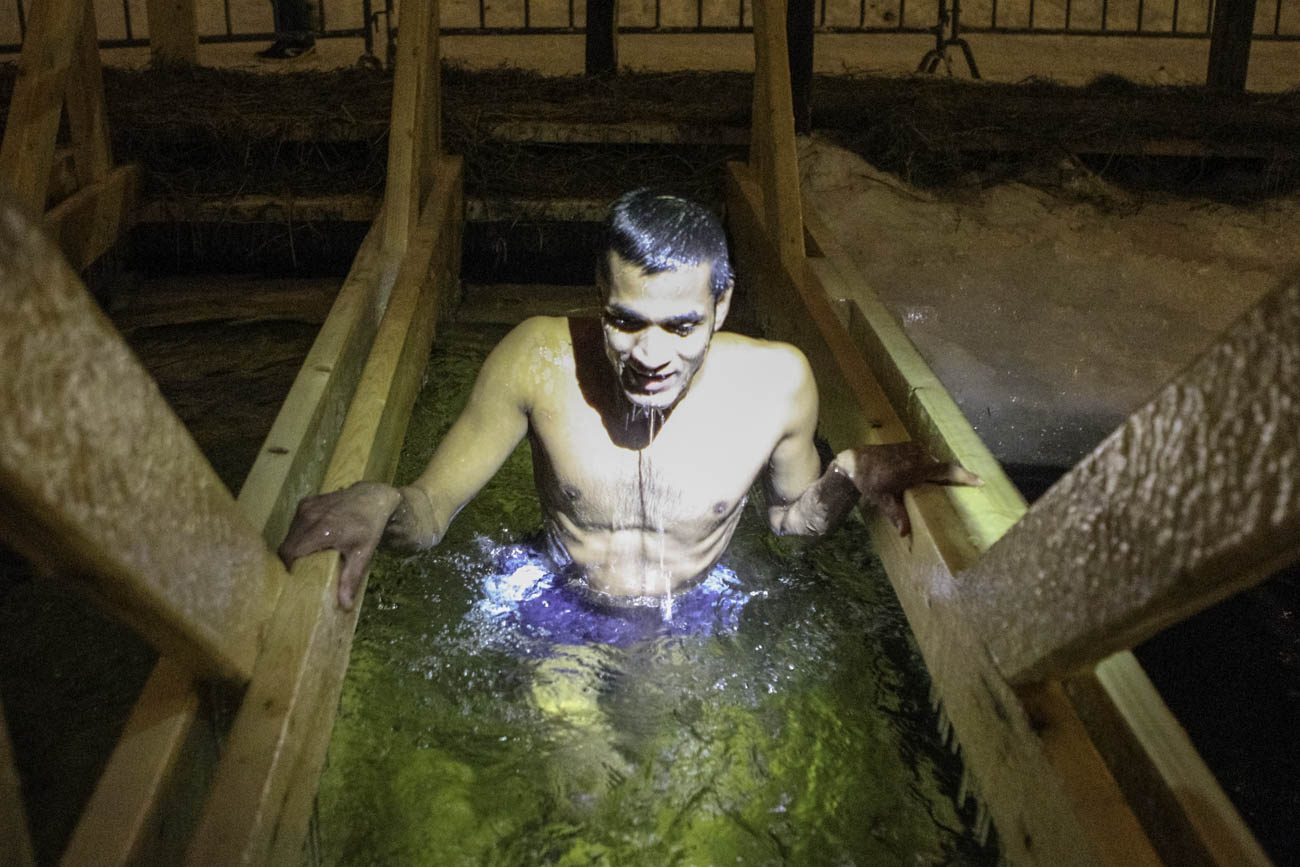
[[799, 132, 1300, 466]]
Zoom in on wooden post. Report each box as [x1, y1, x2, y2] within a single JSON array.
[[383, 0, 437, 253], [0, 201, 282, 683], [0, 0, 88, 213], [185, 160, 462, 867], [1, 701, 36, 867], [800, 192, 1268, 867], [1206, 0, 1258, 91], [585, 0, 618, 76], [786, 0, 814, 134], [969, 272, 1300, 687], [750, 0, 804, 272], [145, 0, 199, 65]]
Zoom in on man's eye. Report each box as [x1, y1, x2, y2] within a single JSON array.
[[670, 323, 697, 337], [605, 315, 640, 332]]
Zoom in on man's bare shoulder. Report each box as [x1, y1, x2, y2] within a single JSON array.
[[493, 316, 576, 367], [710, 332, 814, 394]]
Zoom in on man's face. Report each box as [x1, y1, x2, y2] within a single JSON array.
[[600, 251, 731, 412]]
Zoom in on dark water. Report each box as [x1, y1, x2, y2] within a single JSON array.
[[314, 325, 991, 866]]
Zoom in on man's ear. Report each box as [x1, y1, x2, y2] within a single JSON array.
[[712, 284, 734, 332]]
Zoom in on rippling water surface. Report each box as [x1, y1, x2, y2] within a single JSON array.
[[314, 325, 990, 866]]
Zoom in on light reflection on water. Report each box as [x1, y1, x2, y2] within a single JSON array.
[[314, 326, 991, 866]]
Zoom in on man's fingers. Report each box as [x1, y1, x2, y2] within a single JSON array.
[[875, 493, 912, 537], [928, 462, 983, 487], [336, 547, 374, 611]]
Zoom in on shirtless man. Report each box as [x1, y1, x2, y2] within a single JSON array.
[[279, 190, 979, 611]]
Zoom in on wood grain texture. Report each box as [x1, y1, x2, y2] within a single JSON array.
[[728, 161, 1163, 866], [42, 162, 140, 272], [186, 161, 461, 867], [0, 204, 281, 682], [749, 0, 804, 270], [60, 658, 199, 867], [144, 0, 198, 64], [969, 274, 1300, 687]]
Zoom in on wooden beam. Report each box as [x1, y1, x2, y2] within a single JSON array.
[[59, 658, 198, 867], [969, 273, 1300, 687], [1, 699, 36, 867], [0, 200, 281, 683], [801, 191, 1268, 867], [62, 0, 112, 189], [145, 0, 199, 65], [186, 159, 461, 867], [382, 0, 436, 253], [1206, 0, 1258, 91], [585, 0, 619, 76], [0, 0, 87, 212], [727, 161, 1164, 866], [42, 163, 139, 272], [786, 0, 814, 134], [750, 0, 804, 270], [236, 217, 394, 549], [1066, 652, 1272, 867]]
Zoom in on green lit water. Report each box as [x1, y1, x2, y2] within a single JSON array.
[[314, 325, 989, 866]]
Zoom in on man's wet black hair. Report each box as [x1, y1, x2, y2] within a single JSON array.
[[597, 189, 734, 300]]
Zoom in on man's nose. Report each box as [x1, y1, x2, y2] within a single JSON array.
[[630, 328, 670, 369]]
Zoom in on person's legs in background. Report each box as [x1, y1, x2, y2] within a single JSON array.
[[257, 0, 320, 59]]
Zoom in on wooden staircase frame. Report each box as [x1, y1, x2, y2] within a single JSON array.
[[0, 0, 1293, 863], [0, 0, 461, 860]]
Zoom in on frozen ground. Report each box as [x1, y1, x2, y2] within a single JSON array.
[[799, 133, 1300, 466]]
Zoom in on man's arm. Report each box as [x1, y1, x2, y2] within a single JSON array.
[[279, 318, 541, 608], [765, 347, 981, 537]]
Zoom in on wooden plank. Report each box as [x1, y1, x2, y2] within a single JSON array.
[[969, 273, 1300, 687], [417, 0, 441, 202], [750, 0, 804, 270], [584, 0, 619, 76], [62, 0, 112, 189], [1206, 0, 1258, 91], [59, 658, 199, 867], [801, 188, 1267, 867], [1067, 653, 1272, 867], [382, 0, 434, 253], [236, 216, 394, 550], [786, 0, 813, 134], [1, 699, 36, 867], [42, 162, 139, 272], [136, 193, 381, 225], [0, 198, 281, 683], [145, 0, 199, 65], [728, 161, 1163, 866], [186, 161, 461, 867], [0, 0, 86, 212]]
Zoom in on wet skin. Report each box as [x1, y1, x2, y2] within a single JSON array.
[[279, 252, 980, 609]]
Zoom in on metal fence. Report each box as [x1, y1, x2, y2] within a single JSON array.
[[0, 0, 1296, 56]]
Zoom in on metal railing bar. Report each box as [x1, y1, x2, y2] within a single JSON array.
[[479, 0, 485, 30], [14, 0, 24, 38], [1029, 0, 1036, 30], [898, 0, 905, 29], [223, 0, 233, 36], [991, 0, 998, 28], [121, 0, 133, 40], [1172, 0, 1180, 31], [523, 0, 529, 30], [1137, 0, 1145, 30], [1064, 0, 1071, 31], [1102, 0, 1109, 31], [1275, 0, 1283, 33]]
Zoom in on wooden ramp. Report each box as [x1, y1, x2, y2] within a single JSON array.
[[0, 0, 1293, 862]]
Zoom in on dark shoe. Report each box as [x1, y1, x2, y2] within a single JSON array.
[[256, 39, 316, 60]]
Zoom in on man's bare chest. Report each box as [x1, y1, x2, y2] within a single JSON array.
[[529, 386, 778, 526]]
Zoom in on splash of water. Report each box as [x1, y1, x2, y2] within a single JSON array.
[[633, 404, 673, 622]]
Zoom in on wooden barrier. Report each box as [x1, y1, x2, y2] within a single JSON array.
[[970, 274, 1300, 686], [0, 0, 139, 269], [736, 0, 1273, 863]]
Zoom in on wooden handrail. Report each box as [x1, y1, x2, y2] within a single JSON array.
[[969, 273, 1300, 686]]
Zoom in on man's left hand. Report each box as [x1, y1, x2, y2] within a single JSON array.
[[833, 443, 982, 537]]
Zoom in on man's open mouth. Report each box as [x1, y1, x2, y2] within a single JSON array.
[[623, 367, 675, 394]]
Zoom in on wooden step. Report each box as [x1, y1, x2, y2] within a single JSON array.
[[455, 283, 599, 325]]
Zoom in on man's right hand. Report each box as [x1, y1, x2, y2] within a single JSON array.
[[278, 481, 404, 611]]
